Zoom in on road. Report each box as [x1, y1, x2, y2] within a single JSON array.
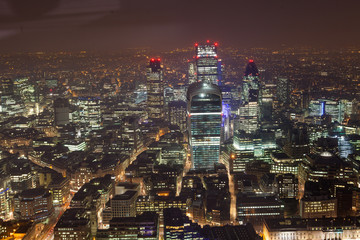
[[228, 172, 237, 223], [36, 201, 70, 240]]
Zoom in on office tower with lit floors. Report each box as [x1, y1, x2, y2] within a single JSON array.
[[239, 60, 260, 133], [187, 82, 222, 170], [276, 77, 290, 107], [194, 41, 222, 85], [147, 58, 165, 121]]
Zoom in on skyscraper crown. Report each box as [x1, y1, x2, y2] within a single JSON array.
[[244, 60, 259, 76]]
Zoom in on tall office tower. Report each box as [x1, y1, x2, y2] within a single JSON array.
[[260, 83, 277, 122], [0, 79, 14, 96], [239, 60, 260, 133], [0, 174, 11, 220], [195, 41, 222, 85], [220, 85, 232, 142], [276, 77, 290, 106], [168, 101, 187, 132], [77, 97, 102, 131], [188, 62, 197, 85], [187, 82, 222, 170], [147, 58, 164, 121], [309, 99, 344, 123], [54, 98, 70, 126]]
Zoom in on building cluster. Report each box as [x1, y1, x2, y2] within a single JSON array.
[[1, 45, 360, 239]]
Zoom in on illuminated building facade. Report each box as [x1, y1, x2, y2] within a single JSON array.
[[187, 82, 222, 170], [309, 99, 345, 123], [54, 208, 91, 240], [260, 83, 276, 122], [223, 130, 277, 173], [195, 41, 222, 85], [236, 194, 284, 222], [239, 60, 260, 133], [49, 177, 70, 206], [276, 77, 290, 106], [147, 58, 164, 121], [263, 217, 360, 240], [76, 96, 102, 131], [136, 195, 187, 215], [276, 174, 298, 199], [300, 196, 337, 218], [168, 101, 187, 132], [188, 62, 197, 85], [164, 208, 204, 240], [0, 174, 11, 220], [96, 212, 159, 240], [0, 79, 14, 96], [13, 188, 54, 221]]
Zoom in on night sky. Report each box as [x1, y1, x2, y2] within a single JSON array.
[[0, 0, 360, 52]]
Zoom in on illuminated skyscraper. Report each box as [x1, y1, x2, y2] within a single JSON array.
[[147, 58, 164, 120], [76, 97, 101, 131], [276, 77, 290, 107], [309, 99, 344, 123], [188, 62, 197, 85], [194, 41, 222, 85], [0, 79, 14, 96], [54, 98, 70, 126], [187, 82, 222, 170], [239, 60, 260, 133]]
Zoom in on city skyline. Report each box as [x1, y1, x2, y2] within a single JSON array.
[[1, 1, 360, 237]]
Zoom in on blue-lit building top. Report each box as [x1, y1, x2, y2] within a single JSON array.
[[187, 82, 222, 170]]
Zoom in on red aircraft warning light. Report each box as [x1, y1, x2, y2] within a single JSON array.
[[249, 59, 254, 63], [214, 42, 218, 46]]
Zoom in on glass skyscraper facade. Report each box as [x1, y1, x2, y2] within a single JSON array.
[[239, 60, 260, 133], [187, 82, 222, 170]]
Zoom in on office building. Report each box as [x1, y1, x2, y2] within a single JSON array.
[[300, 195, 337, 219], [0, 79, 14, 96], [195, 41, 222, 85], [187, 82, 222, 170], [96, 212, 159, 240], [0, 174, 11, 220], [164, 208, 204, 240], [202, 224, 261, 240], [111, 190, 138, 218], [237, 194, 284, 223], [147, 58, 164, 121], [276, 77, 290, 107], [309, 99, 345, 123], [263, 217, 360, 240], [54, 98, 70, 126], [188, 62, 197, 85], [13, 188, 54, 222], [260, 83, 276, 122], [75, 96, 102, 131], [54, 208, 91, 240], [239, 60, 260, 133], [168, 101, 187, 132], [276, 174, 298, 199]]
